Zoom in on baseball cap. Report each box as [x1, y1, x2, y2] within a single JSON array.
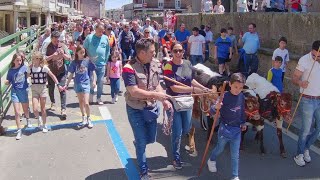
[[146, 17, 151, 21]]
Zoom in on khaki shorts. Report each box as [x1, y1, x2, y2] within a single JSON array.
[[31, 84, 48, 98]]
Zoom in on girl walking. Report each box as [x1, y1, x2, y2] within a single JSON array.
[[65, 45, 96, 128], [5, 53, 30, 140], [28, 51, 63, 133], [106, 51, 122, 104]]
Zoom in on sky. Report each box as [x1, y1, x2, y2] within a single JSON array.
[[106, 0, 132, 10]]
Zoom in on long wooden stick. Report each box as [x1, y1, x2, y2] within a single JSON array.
[[287, 47, 320, 131], [163, 75, 189, 87], [198, 81, 227, 177]]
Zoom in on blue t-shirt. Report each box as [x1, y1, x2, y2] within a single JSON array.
[[83, 34, 110, 67], [242, 32, 260, 54], [175, 30, 190, 50], [215, 37, 232, 59], [219, 91, 246, 127], [68, 60, 95, 85], [73, 31, 81, 42], [6, 64, 28, 90], [270, 68, 283, 92]]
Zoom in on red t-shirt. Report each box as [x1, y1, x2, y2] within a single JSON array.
[[291, 0, 301, 10]]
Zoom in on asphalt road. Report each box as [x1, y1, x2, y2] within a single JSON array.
[[1, 81, 320, 180]]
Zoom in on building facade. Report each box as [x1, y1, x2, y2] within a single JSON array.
[[106, 8, 124, 21], [132, 0, 190, 20], [123, 3, 134, 20], [81, 0, 105, 19], [0, 0, 76, 34]]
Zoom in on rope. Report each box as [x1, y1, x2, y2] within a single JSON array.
[[199, 96, 211, 113], [162, 107, 174, 136]]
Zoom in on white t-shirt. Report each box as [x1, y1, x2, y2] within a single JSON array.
[[272, 48, 290, 72], [188, 35, 205, 56], [203, 1, 213, 12], [296, 53, 320, 96], [213, 5, 225, 14], [205, 31, 213, 42], [59, 30, 67, 43], [301, 0, 308, 12]]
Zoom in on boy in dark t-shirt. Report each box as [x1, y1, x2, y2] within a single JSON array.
[[207, 73, 247, 180]]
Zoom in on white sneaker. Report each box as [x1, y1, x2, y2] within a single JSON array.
[[111, 97, 115, 104], [231, 177, 240, 180], [26, 118, 32, 128], [87, 117, 93, 128], [207, 159, 217, 172], [115, 95, 118, 102], [42, 125, 49, 133], [304, 150, 311, 163], [97, 98, 104, 105], [16, 129, 22, 140], [89, 94, 94, 103], [37, 117, 43, 128], [79, 116, 88, 127], [294, 154, 306, 167]]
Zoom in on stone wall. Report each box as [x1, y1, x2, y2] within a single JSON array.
[[153, 12, 320, 56], [152, 12, 320, 101]]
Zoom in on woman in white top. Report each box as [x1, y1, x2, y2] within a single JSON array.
[[58, 24, 67, 44], [237, 0, 249, 12], [213, 0, 225, 14]]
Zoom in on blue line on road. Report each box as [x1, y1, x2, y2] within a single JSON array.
[[4, 118, 141, 179], [104, 120, 140, 180]]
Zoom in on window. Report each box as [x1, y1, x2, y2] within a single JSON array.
[[158, 0, 164, 8], [175, 0, 181, 9]]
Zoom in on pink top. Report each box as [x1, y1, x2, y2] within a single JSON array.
[[108, 61, 121, 78]]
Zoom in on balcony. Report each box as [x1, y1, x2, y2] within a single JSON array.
[[133, 2, 186, 11], [28, 0, 42, 8]]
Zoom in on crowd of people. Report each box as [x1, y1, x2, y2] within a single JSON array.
[[200, 0, 314, 13], [4, 12, 320, 180]]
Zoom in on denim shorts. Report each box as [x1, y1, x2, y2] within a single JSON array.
[[218, 57, 227, 64], [11, 88, 29, 103], [74, 83, 90, 94]]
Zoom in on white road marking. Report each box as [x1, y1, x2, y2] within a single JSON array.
[[264, 121, 320, 156], [99, 106, 112, 120]]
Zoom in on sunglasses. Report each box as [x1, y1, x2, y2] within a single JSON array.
[[145, 32, 150, 33], [173, 49, 184, 54], [107, 28, 112, 30]]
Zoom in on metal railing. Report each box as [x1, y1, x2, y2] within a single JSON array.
[[0, 25, 47, 123]]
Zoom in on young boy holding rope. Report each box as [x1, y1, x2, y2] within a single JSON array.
[[207, 73, 247, 180]]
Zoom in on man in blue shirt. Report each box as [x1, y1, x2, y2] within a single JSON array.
[[158, 22, 169, 46], [238, 23, 260, 77], [84, 23, 110, 105], [175, 23, 190, 57]]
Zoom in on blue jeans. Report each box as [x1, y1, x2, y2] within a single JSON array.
[[205, 43, 210, 61], [297, 97, 320, 155], [210, 130, 241, 177], [110, 78, 120, 98], [168, 109, 192, 160], [244, 53, 259, 77], [190, 55, 203, 66], [90, 66, 105, 99], [122, 49, 133, 65], [126, 104, 157, 174]]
